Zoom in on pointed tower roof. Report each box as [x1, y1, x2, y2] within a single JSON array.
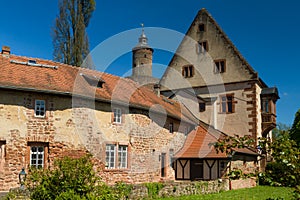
[[133, 24, 153, 51]]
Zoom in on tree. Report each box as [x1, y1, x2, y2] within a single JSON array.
[[272, 122, 290, 140], [290, 109, 300, 147], [258, 131, 300, 187], [52, 0, 96, 68]]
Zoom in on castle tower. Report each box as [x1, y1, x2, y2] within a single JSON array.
[[132, 24, 154, 78]]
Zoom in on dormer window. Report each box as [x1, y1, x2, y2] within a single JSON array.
[[182, 65, 194, 78], [80, 73, 105, 88]]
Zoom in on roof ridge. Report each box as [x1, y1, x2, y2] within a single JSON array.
[[199, 9, 258, 77]]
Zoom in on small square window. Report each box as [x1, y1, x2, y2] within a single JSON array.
[[35, 100, 46, 117], [182, 65, 194, 78], [214, 60, 226, 73], [198, 41, 208, 53], [199, 103, 206, 112], [199, 23, 205, 32], [113, 108, 122, 124]]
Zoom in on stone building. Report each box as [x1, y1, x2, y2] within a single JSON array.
[[0, 8, 276, 191], [159, 8, 279, 145], [0, 46, 201, 190]]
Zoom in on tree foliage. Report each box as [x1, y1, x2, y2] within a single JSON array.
[[258, 131, 300, 187], [53, 0, 95, 68], [290, 109, 300, 147], [214, 134, 255, 155]]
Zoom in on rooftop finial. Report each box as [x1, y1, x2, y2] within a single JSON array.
[[141, 23, 145, 35]]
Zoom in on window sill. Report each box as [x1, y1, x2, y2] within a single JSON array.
[[34, 115, 46, 119], [104, 168, 129, 172], [218, 112, 234, 114]]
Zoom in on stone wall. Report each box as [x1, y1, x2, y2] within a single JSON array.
[[231, 178, 256, 190], [0, 90, 191, 191], [129, 180, 230, 199]]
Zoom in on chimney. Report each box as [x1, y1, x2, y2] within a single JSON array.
[[154, 83, 161, 97], [2, 46, 11, 55]]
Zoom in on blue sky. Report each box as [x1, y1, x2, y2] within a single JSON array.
[[0, 0, 299, 126]]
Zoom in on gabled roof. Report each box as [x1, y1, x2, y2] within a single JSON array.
[[195, 8, 258, 78], [160, 8, 268, 89], [0, 52, 198, 125], [174, 123, 259, 159], [174, 125, 227, 159]]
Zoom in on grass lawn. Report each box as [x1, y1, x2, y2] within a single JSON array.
[[158, 186, 294, 200]]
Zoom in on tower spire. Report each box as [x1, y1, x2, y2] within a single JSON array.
[[131, 24, 154, 84]]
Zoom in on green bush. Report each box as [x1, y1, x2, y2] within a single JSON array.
[[25, 155, 132, 200], [145, 182, 164, 199], [258, 132, 300, 187]]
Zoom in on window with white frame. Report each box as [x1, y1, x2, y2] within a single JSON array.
[[113, 108, 122, 123], [105, 144, 128, 169], [30, 146, 45, 168], [105, 144, 116, 169], [35, 100, 45, 117], [118, 145, 128, 169]]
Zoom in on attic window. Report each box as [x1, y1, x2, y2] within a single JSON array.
[[199, 23, 205, 32], [80, 73, 105, 88], [28, 60, 37, 64], [214, 60, 226, 73], [197, 41, 208, 54], [199, 103, 206, 112], [182, 65, 194, 78]]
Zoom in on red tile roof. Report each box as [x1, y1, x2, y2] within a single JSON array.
[[0, 53, 198, 125], [174, 125, 228, 159], [174, 123, 259, 159]]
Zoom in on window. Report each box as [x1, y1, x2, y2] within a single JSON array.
[[220, 94, 235, 113], [35, 100, 45, 117], [30, 146, 44, 168], [105, 144, 115, 169], [198, 41, 208, 53], [199, 23, 205, 32], [262, 99, 269, 113], [199, 103, 206, 112], [169, 122, 174, 133], [0, 141, 6, 160], [182, 65, 194, 78], [28, 142, 48, 169], [105, 144, 128, 169], [214, 60, 226, 73], [118, 145, 128, 169], [113, 108, 122, 124]]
